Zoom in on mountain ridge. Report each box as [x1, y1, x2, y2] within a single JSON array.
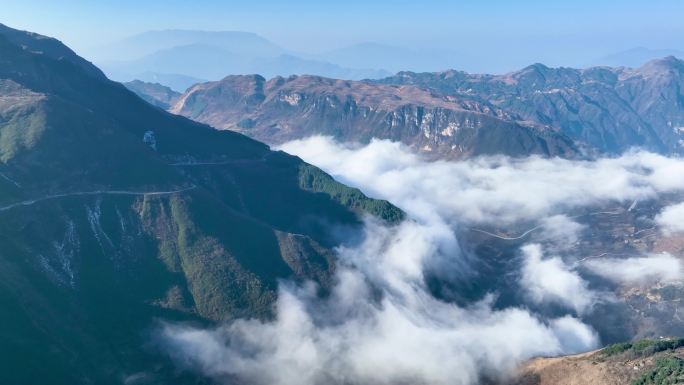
[[96, 29, 392, 89], [594, 47, 684, 68], [156, 73, 579, 159], [0, 23, 402, 384], [127, 56, 684, 159], [377, 56, 684, 155]]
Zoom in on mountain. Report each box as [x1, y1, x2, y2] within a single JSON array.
[[594, 47, 684, 68], [0, 23, 106, 79], [157, 74, 578, 159], [0, 23, 402, 384], [377, 58, 684, 155], [129, 58, 684, 159], [512, 338, 684, 385], [95, 30, 391, 89], [90, 29, 285, 62], [104, 43, 390, 81], [102, 45, 390, 86], [124, 80, 181, 109], [117, 71, 205, 93]]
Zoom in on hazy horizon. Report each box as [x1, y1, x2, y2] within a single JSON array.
[[5, 0, 684, 74]]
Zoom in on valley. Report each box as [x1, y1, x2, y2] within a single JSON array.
[[0, 7, 683, 384], [462, 196, 684, 342], [122, 59, 684, 383]]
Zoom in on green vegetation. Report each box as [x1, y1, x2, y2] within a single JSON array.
[[602, 338, 684, 358], [602, 342, 634, 356], [0, 24, 407, 384], [632, 357, 684, 385], [298, 163, 405, 223], [0, 97, 47, 162]]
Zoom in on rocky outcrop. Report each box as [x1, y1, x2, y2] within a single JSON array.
[[379, 57, 684, 155], [128, 57, 684, 159], [163, 74, 578, 159]]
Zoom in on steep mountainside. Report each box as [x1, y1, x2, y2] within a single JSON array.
[[378, 58, 684, 155], [125, 80, 181, 109], [512, 338, 684, 385], [160, 74, 578, 159], [125, 71, 205, 93], [128, 58, 684, 159], [0, 24, 402, 385]]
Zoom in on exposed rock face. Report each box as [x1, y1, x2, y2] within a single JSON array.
[[378, 57, 684, 155], [165, 74, 579, 159], [127, 57, 684, 159]]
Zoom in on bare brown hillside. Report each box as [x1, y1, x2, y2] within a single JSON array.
[[511, 339, 684, 385]]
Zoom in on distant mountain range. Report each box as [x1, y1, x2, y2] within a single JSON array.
[[93, 29, 684, 93], [128, 56, 684, 159], [95, 30, 392, 91], [377, 58, 684, 156], [161, 74, 578, 158], [0, 23, 401, 384], [115, 71, 206, 94], [94, 30, 284, 61]]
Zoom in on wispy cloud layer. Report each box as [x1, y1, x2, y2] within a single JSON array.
[[161, 137, 684, 385], [281, 137, 684, 224], [656, 202, 684, 234], [585, 254, 682, 285], [520, 244, 596, 314], [163, 221, 598, 385]]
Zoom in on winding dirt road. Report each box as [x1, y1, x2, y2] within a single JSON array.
[[470, 209, 626, 241], [0, 186, 196, 212]]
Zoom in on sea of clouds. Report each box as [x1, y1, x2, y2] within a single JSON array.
[[161, 137, 684, 385]]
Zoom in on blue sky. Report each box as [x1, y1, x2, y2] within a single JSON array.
[[4, 0, 684, 72]]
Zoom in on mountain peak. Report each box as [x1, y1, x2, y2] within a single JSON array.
[[519, 62, 552, 74], [642, 55, 683, 67], [219, 73, 266, 82], [0, 23, 105, 79], [595, 47, 684, 68], [637, 55, 684, 76]]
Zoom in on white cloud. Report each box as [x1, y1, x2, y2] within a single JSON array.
[[538, 215, 585, 251], [585, 254, 683, 285], [161, 191, 600, 385], [656, 202, 684, 234], [279, 137, 684, 225], [159, 137, 684, 385], [550, 316, 600, 354], [520, 244, 596, 314], [162, 226, 599, 385]]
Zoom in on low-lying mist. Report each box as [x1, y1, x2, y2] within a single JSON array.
[[160, 137, 684, 385]]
